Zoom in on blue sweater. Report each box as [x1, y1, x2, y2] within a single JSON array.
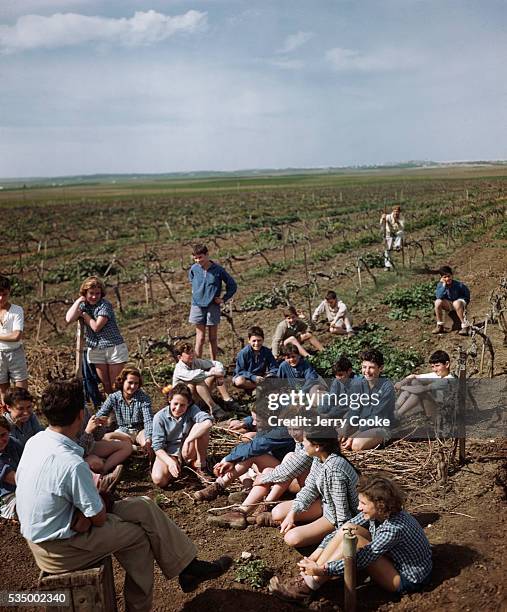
[[277, 358, 319, 382], [346, 376, 395, 429], [233, 345, 278, 382], [188, 262, 237, 307], [224, 427, 295, 463], [435, 280, 470, 304], [0, 436, 23, 497]]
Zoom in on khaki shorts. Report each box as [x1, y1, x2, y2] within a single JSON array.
[[0, 346, 28, 384], [87, 342, 128, 365]]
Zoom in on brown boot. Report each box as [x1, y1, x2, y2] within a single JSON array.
[[255, 510, 278, 527], [432, 324, 447, 334], [268, 575, 313, 605], [97, 464, 124, 494], [207, 510, 248, 530], [193, 481, 225, 502]]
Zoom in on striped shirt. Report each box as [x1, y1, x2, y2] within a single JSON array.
[[292, 453, 359, 527], [97, 389, 154, 440], [79, 299, 124, 349], [260, 441, 312, 484], [323, 510, 432, 584]]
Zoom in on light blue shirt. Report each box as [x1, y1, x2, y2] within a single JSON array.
[[152, 404, 212, 455], [16, 429, 103, 543]]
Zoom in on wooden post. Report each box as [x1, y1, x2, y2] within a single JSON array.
[[303, 248, 314, 328], [357, 263, 362, 288], [343, 528, 357, 612], [75, 319, 85, 379], [479, 317, 489, 375], [456, 347, 467, 464]]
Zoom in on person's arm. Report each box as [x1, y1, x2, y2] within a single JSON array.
[[260, 451, 312, 484], [65, 296, 86, 323], [96, 394, 115, 419], [89, 506, 107, 527], [69, 463, 106, 530], [265, 348, 279, 377], [331, 301, 348, 323], [81, 313, 108, 333], [140, 395, 154, 441], [234, 350, 256, 382], [1, 467, 16, 486], [435, 281, 447, 300], [0, 330, 23, 342], [291, 460, 319, 514], [173, 362, 208, 384], [184, 419, 212, 444], [221, 268, 237, 303], [312, 301, 326, 323], [326, 520, 401, 576]]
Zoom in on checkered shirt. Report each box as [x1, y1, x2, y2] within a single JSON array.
[[323, 510, 433, 583], [260, 441, 313, 484], [292, 453, 359, 527], [96, 389, 154, 439], [79, 298, 124, 349]]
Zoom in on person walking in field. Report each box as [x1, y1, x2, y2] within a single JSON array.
[[65, 276, 128, 394], [380, 205, 405, 270], [188, 244, 237, 361], [0, 275, 29, 403]]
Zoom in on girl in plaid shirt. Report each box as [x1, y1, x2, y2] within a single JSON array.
[[66, 276, 128, 393], [270, 475, 432, 605], [271, 427, 359, 548]]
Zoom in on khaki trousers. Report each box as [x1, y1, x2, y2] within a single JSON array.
[[29, 496, 197, 612]]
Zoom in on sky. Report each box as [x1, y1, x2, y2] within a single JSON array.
[[0, 0, 506, 177]]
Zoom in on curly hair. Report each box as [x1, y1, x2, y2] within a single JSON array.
[[79, 276, 105, 298], [357, 474, 405, 517], [41, 379, 84, 426], [114, 366, 143, 391], [4, 387, 33, 406]]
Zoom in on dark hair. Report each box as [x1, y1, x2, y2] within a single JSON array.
[[0, 275, 11, 291], [438, 265, 453, 276], [332, 356, 353, 375], [359, 348, 384, 368], [248, 326, 264, 339], [0, 415, 11, 432], [357, 475, 405, 517], [282, 343, 300, 357], [175, 341, 194, 357], [114, 366, 143, 391], [192, 244, 208, 256], [325, 290, 337, 300], [304, 427, 341, 454], [41, 379, 84, 427], [4, 387, 33, 407], [429, 350, 450, 365], [167, 382, 193, 405], [283, 306, 298, 318]]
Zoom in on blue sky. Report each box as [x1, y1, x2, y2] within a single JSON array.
[[0, 0, 505, 177]]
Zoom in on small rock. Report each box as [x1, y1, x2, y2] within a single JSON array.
[[241, 551, 253, 560]]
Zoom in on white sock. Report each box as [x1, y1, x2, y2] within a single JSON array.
[[437, 321, 444, 326], [216, 477, 225, 487]]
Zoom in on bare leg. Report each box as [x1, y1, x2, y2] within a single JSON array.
[[92, 438, 132, 473], [283, 336, 309, 358], [453, 300, 468, 326], [208, 324, 219, 361], [304, 333, 324, 352], [194, 324, 206, 358], [94, 363, 113, 394], [194, 381, 221, 413], [349, 430, 385, 451], [108, 362, 126, 389], [182, 429, 210, 468], [151, 456, 179, 487], [434, 298, 451, 326], [285, 514, 334, 548], [233, 376, 257, 390]]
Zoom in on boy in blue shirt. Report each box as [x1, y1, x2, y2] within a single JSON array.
[[233, 326, 278, 391], [189, 244, 237, 361], [3, 387, 43, 448], [433, 265, 470, 335]]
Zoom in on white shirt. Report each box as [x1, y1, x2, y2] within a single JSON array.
[[0, 304, 24, 350], [16, 429, 103, 543], [312, 299, 347, 324]]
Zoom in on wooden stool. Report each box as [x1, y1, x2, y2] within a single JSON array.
[[38, 556, 117, 612]]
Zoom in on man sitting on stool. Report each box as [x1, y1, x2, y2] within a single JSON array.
[[15, 379, 231, 612]]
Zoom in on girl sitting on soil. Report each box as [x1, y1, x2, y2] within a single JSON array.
[[269, 475, 432, 605], [151, 383, 213, 486], [96, 366, 154, 456], [65, 276, 128, 394], [269, 427, 359, 548], [208, 424, 313, 529]]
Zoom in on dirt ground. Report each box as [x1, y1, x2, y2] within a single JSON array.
[[1, 191, 506, 611]]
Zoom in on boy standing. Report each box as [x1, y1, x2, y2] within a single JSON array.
[[380, 205, 405, 270], [272, 306, 323, 359], [312, 291, 354, 336], [0, 275, 28, 402], [233, 326, 278, 391], [433, 266, 470, 335], [189, 244, 237, 361]]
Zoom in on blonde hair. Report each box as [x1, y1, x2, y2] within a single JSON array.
[[79, 276, 105, 298]]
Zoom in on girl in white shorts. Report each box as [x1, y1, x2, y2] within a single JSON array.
[[66, 276, 128, 393]]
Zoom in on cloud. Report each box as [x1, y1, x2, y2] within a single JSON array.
[[277, 31, 313, 54], [269, 58, 305, 70], [0, 9, 207, 54], [326, 47, 422, 72]]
